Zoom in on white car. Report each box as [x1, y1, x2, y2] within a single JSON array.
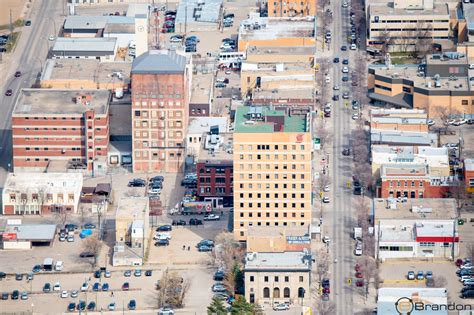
[[342, 66, 349, 73], [273, 303, 290, 311], [60, 290, 69, 298], [108, 303, 116, 311], [427, 119, 435, 126], [342, 2, 348, 8], [325, 76, 331, 83], [204, 214, 220, 221], [169, 35, 183, 43], [322, 197, 330, 203], [154, 232, 171, 240], [350, 44, 357, 50], [323, 185, 330, 192], [322, 236, 330, 243], [333, 85, 339, 90], [48, 35, 56, 41], [80, 282, 89, 292], [460, 276, 474, 282], [71, 290, 78, 298], [53, 282, 61, 291], [352, 113, 359, 120]]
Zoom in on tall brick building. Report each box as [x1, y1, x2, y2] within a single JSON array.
[[131, 50, 191, 173], [12, 89, 110, 174]]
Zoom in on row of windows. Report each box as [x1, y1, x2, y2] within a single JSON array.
[[239, 193, 305, 199], [199, 167, 230, 173], [238, 211, 307, 218], [261, 287, 305, 299], [135, 151, 182, 158], [379, 246, 413, 251], [134, 141, 182, 148], [371, 28, 449, 32], [24, 117, 80, 121], [134, 131, 183, 138], [375, 84, 392, 91], [244, 144, 306, 151], [237, 183, 306, 189], [200, 177, 231, 183], [240, 202, 306, 209], [133, 97, 182, 105], [420, 242, 451, 247], [239, 173, 306, 180], [24, 147, 88, 151], [199, 187, 231, 194], [239, 154, 307, 160], [253, 275, 305, 283], [389, 181, 424, 188], [240, 221, 307, 228], [238, 163, 306, 171], [135, 121, 183, 128], [133, 110, 183, 118], [461, 100, 474, 106], [388, 191, 424, 198]]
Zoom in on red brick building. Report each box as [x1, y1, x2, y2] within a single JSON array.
[[12, 89, 110, 174], [379, 164, 453, 199], [197, 132, 233, 208], [131, 50, 191, 173]]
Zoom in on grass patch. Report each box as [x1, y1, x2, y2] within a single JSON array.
[[5, 32, 20, 53], [0, 19, 24, 31], [391, 56, 417, 65]]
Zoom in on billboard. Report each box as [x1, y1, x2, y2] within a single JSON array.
[[2, 233, 17, 240]]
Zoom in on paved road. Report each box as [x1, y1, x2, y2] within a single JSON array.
[[326, 1, 356, 314], [0, 0, 63, 186]]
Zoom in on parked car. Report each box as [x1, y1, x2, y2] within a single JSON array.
[[71, 290, 78, 298], [146, 270, 153, 277], [416, 271, 424, 280], [407, 271, 415, 280], [87, 302, 96, 311], [128, 178, 146, 187], [102, 283, 109, 291], [77, 301, 86, 311], [67, 302, 76, 312], [157, 224, 172, 232], [11, 290, 19, 300], [15, 273, 23, 281], [273, 303, 290, 311], [204, 214, 220, 221], [61, 290, 69, 298], [124, 270, 132, 277], [134, 269, 142, 277], [92, 283, 100, 291], [43, 283, 51, 293], [122, 282, 130, 291], [80, 252, 94, 258], [128, 299, 137, 310], [197, 240, 215, 248], [5, 89, 13, 96], [108, 303, 116, 311], [189, 218, 203, 225], [198, 245, 213, 252], [53, 282, 61, 291], [212, 283, 227, 293], [14, 71, 21, 77], [80, 282, 89, 292], [172, 219, 186, 226], [155, 239, 170, 246], [214, 270, 225, 281]]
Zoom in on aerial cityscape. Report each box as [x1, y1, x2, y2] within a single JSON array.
[[0, 0, 474, 314]]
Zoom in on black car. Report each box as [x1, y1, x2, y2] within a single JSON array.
[[333, 57, 339, 63], [15, 273, 23, 281], [342, 59, 349, 65], [461, 290, 474, 298], [77, 301, 86, 311], [43, 283, 51, 293], [332, 95, 339, 101], [185, 45, 196, 53], [68, 302, 76, 312], [145, 270, 153, 277], [87, 301, 96, 311], [155, 239, 170, 246], [0, 272, 6, 279], [11, 290, 19, 300], [128, 178, 146, 187], [80, 252, 95, 258], [24, 20, 31, 26], [354, 186, 362, 195], [157, 225, 172, 232], [189, 218, 203, 225], [150, 176, 164, 182], [224, 13, 235, 19], [172, 219, 186, 226], [128, 299, 137, 310], [65, 224, 78, 231], [94, 270, 101, 278], [1, 292, 8, 300], [322, 278, 330, 288], [342, 148, 351, 156], [341, 45, 347, 51], [214, 270, 225, 281], [342, 76, 349, 82]]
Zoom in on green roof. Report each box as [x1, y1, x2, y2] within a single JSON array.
[[234, 106, 307, 133]]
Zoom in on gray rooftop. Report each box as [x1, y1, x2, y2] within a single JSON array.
[[52, 37, 117, 53], [371, 131, 437, 146], [132, 50, 187, 74], [188, 117, 228, 135], [4, 224, 57, 241], [13, 89, 110, 116], [64, 15, 135, 30], [373, 198, 457, 221], [244, 251, 311, 271], [175, 0, 223, 24]]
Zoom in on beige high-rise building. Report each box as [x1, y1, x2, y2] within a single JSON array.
[[233, 106, 312, 241]]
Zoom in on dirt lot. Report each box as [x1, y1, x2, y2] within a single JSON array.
[[0, 0, 27, 26]]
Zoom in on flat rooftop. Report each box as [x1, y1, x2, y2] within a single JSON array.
[[115, 197, 149, 220], [378, 224, 414, 242], [188, 117, 228, 135], [416, 220, 456, 238], [378, 288, 448, 315], [104, 23, 135, 34], [64, 15, 135, 30], [190, 72, 212, 104], [241, 61, 313, 72], [4, 224, 57, 241], [244, 251, 311, 271], [246, 45, 316, 56], [373, 198, 457, 220], [381, 164, 428, 177], [13, 89, 111, 116], [252, 88, 314, 101], [369, 2, 449, 17], [198, 132, 233, 162], [465, 159, 474, 171], [234, 106, 308, 133], [371, 65, 472, 92], [371, 131, 437, 146], [239, 17, 315, 41], [426, 52, 468, 65], [370, 108, 427, 117], [175, 0, 223, 24], [3, 172, 83, 194], [41, 59, 131, 85], [52, 37, 117, 53]]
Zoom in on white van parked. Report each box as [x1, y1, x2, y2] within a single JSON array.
[[55, 260, 64, 271]]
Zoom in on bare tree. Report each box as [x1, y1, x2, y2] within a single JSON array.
[[81, 234, 103, 267], [449, 179, 468, 216], [319, 0, 330, 9], [317, 124, 332, 150], [379, 30, 395, 55], [357, 255, 377, 299], [313, 299, 336, 315], [55, 207, 69, 228], [313, 248, 330, 288], [317, 174, 331, 192], [157, 269, 191, 308], [211, 232, 245, 272], [414, 22, 433, 58], [465, 243, 474, 263]]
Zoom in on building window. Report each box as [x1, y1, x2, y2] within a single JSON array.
[[263, 287, 270, 298], [264, 276, 269, 282], [284, 276, 289, 282], [298, 287, 305, 298], [284, 287, 290, 298], [273, 287, 280, 298], [250, 276, 254, 282], [299, 276, 304, 282], [274, 276, 279, 282]]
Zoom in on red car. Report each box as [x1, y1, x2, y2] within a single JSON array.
[[323, 287, 330, 294], [122, 282, 129, 291], [355, 272, 363, 279], [355, 264, 361, 272], [356, 280, 364, 287], [5, 89, 12, 96]]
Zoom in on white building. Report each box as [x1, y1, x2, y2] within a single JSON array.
[[371, 145, 449, 177], [377, 288, 448, 315], [2, 173, 83, 215], [51, 38, 118, 62], [244, 251, 311, 306], [375, 219, 459, 261], [186, 117, 228, 159]]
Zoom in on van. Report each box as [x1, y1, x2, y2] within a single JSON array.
[[55, 261, 64, 271]]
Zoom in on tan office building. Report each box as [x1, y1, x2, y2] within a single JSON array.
[[267, 0, 317, 17], [233, 106, 312, 241]]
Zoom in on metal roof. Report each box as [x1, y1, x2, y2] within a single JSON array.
[[64, 15, 135, 30], [244, 251, 311, 270], [175, 0, 223, 24], [52, 38, 117, 53], [4, 224, 56, 241], [131, 50, 186, 74]]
